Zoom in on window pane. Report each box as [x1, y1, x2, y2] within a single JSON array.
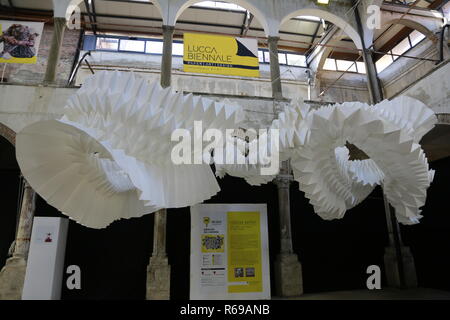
[[323, 58, 336, 71], [193, 1, 245, 11], [96, 37, 119, 50], [409, 30, 426, 47], [391, 37, 411, 60], [119, 39, 145, 52], [296, 15, 321, 21], [263, 51, 271, 63], [286, 54, 306, 67], [278, 53, 287, 65], [258, 50, 264, 62], [356, 61, 366, 74], [336, 59, 357, 72], [145, 41, 163, 54], [375, 54, 393, 73], [173, 42, 184, 56]]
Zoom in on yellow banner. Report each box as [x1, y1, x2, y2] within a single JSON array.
[[0, 20, 44, 64], [227, 211, 262, 293], [183, 33, 259, 77]]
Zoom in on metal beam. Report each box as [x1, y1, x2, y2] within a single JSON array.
[[241, 11, 254, 37], [381, 2, 445, 19], [89, 12, 318, 38], [306, 25, 339, 66], [240, 10, 248, 36], [84, 0, 97, 35], [91, 0, 98, 31], [305, 21, 322, 58]]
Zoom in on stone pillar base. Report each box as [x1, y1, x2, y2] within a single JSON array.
[[146, 256, 170, 300], [274, 253, 303, 297], [384, 246, 417, 288], [0, 256, 27, 300]]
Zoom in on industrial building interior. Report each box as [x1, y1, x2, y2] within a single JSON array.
[[0, 0, 449, 300]]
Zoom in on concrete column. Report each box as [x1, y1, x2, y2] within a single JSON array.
[[0, 180, 36, 300], [353, 5, 384, 104], [382, 193, 418, 288], [267, 36, 283, 100], [361, 49, 384, 104], [269, 34, 301, 296], [43, 17, 66, 84], [273, 161, 303, 297], [354, 2, 418, 287], [160, 25, 175, 88], [147, 25, 174, 300], [146, 209, 170, 300]]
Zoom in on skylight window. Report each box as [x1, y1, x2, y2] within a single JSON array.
[[173, 43, 184, 56], [145, 41, 163, 54], [336, 59, 357, 72], [409, 30, 426, 47], [375, 30, 426, 74], [296, 15, 321, 21], [193, 1, 246, 11], [119, 39, 145, 52], [286, 54, 306, 67], [323, 58, 336, 71], [375, 54, 393, 73], [356, 61, 366, 74], [391, 37, 411, 60]]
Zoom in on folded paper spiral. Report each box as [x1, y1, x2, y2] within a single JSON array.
[[17, 71, 244, 228], [16, 70, 437, 228]]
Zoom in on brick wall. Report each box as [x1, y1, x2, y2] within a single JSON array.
[[2, 24, 80, 86]]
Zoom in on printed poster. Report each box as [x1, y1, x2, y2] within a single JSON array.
[[190, 204, 270, 300], [0, 20, 44, 64]]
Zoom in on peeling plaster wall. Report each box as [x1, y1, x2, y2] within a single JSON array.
[[379, 39, 440, 100], [400, 60, 450, 115], [0, 84, 279, 131], [378, 37, 450, 115], [317, 71, 370, 103], [75, 50, 368, 103], [75, 51, 311, 100]]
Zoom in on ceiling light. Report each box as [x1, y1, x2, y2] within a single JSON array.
[[317, 0, 330, 4]]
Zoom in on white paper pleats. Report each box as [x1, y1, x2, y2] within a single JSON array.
[[287, 97, 436, 224], [16, 71, 243, 228], [217, 97, 436, 225], [16, 119, 152, 228], [16, 70, 437, 228]]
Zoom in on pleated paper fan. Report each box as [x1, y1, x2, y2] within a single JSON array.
[[290, 100, 436, 224], [16, 71, 245, 228], [65, 71, 244, 166], [16, 119, 156, 228]]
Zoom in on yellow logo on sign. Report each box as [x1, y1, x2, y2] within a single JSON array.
[[183, 33, 259, 78], [203, 216, 210, 227]]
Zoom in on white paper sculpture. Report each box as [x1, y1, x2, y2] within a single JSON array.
[[214, 137, 277, 186], [287, 97, 436, 224], [16, 119, 152, 228], [16, 69, 436, 228], [216, 96, 436, 225], [16, 71, 244, 228]]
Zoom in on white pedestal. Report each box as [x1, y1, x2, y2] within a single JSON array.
[[22, 217, 69, 300]]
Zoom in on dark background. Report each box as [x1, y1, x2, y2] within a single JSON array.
[[1, 135, 449, 299]]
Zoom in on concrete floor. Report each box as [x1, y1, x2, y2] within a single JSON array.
[[277, 288, 450, 300]]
